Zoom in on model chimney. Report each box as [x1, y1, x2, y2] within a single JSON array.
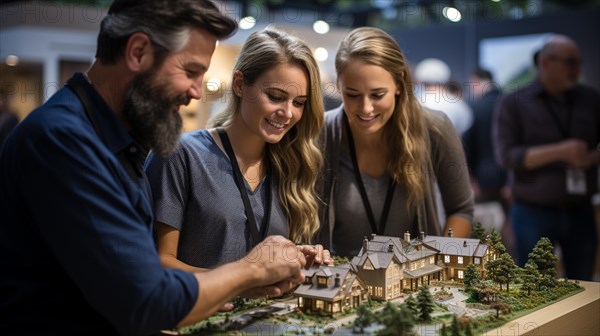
[[363, 236, 368, 252], [447, 228, 453, 237], [419, 231, 425, 241], [404, 231, 411, 243], [463, 240, 467, 247], [371, 233, 376, 241], [388, 243, 394, 252], [334, 273, 340, 287]]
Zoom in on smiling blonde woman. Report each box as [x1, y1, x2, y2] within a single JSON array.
[[145, 27, 329, 274], [317, 27, 474, 257]]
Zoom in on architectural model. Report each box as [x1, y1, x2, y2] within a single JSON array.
[[294, 230, 490, 311]]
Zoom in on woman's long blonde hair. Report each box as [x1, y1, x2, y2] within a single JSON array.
[[209, 27, 324, 244], [335, 27, 443, 207]]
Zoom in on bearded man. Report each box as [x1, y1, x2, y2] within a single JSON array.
[[0, 1, 308, 335]]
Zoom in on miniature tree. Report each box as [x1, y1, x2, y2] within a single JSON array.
[[485, 256, 500, 284], [490, 301, 510, 319], [470, 221, 486, 241], [473, 280, 499, 303], [377, 304, 414, 336], [487, 229, 507, 256], [463, 264, 480, 291], [496, 253, 518, 291], [416, 285, 435, 322], [520, 260, 540, 295], [439, 323, 448, 336], [378, 301, 398, 326], [528, 237, 558, 287], [450, 315, 461, 336], [464, 321, 474, 336], [485, 230, 508, 285], [354, 304, 374, 333], [404, 294, 419, 317]]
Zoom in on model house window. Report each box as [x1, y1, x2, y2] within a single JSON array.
[[317, 277, 327, 287], [411, 262, 416, 271], [430, 256, 435, 264], [458, 270, 464, 279], [420, 259, 425, 268], [376, 287, 383, 297], [316, 300, 324, 310], [444, 255, 450, 263], [474, 257, 480, 264], [368, 286, 373, 295], [305, 276, 312, 284], [458, 256, 464, 264], [333, 302, 340, 313]]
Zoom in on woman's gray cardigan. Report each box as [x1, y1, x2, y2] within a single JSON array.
[[316, 105, 474, 249]]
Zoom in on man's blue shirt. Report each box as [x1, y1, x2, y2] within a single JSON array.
[[0, 73, 198, 335]]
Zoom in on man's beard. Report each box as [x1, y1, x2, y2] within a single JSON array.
[[122, 70, 190, 156]]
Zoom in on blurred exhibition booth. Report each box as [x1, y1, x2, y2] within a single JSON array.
[[1, 0, 599, 131]]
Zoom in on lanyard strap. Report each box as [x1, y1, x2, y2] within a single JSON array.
[[542, 93, 573, 139], [344, 116, 395, 235], [217, 128, 271, 248]]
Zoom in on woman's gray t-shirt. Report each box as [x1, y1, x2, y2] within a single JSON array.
[[145, 130, 288, 268]]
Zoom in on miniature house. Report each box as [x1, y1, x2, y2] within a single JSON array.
[[295, 233, 490, 305], [352, 232, 444, 299], [293, 265, 368, 314], [422, 230, 490, 281]]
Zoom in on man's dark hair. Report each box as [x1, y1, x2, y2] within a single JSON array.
[[473, 67, 493, 81], [96, 0, 237, 65]]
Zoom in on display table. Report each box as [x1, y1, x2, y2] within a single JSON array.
[[484, 281, 599, 335]]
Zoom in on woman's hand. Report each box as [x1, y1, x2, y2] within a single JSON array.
[[297, 244, 333, 268]]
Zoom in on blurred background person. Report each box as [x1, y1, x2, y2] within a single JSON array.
[[464, 68, 506, 206], [493, 34, 599, 281], [414, 57, 473, 136], [463, 67, 513, 254]]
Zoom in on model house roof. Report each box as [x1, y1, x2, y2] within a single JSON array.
[[294, 265, 364, 301], [356, 235, 438, 264], [403, 264, 444, 279], [422, 236, 488, 257]]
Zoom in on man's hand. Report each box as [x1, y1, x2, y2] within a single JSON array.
[[239, 235, 306, 289], [559, 139, 589, 167]]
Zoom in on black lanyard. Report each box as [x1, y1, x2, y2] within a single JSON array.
[[542, 92, 573, 139], [217, 128, 271, 248], [344, 116, 395, 235]]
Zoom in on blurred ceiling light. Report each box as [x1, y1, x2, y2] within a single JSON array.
[[239, 16, 256, 30], [313, 20, 330, 35], [5, 55, 19, 66], [371, 0, 394, 8], [314, 47, 329, 62], [509, 7, 524, 19], [206, 78, 221, 92], [443, 7, 462, 22], [492, 0, 501, 2]]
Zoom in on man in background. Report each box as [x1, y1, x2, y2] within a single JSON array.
[[493, 34, 599, 280]]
